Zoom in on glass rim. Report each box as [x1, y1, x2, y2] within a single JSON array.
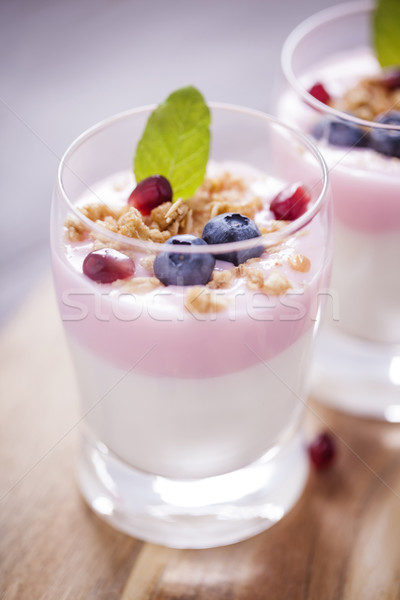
[[281, 0, 400, 132], [57, 102, 329, 256]]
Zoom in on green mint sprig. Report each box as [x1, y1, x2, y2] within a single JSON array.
[[134, 86, 210, 202], [373, 0, 400, 68]]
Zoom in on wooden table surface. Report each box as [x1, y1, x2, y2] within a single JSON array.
[[1, 278, 400, 600]]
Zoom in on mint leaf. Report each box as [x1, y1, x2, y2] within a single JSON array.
[[373, 0, 400, 68], [134, 86, 210, 201]]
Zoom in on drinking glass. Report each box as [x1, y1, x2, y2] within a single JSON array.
[[279, 0, 400, 420], [51, 104, 332, 548]]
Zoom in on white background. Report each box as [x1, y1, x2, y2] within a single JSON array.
[[1, 0, 347, 325]]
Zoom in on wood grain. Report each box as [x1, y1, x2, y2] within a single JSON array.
[[1, 278, 400, 599]]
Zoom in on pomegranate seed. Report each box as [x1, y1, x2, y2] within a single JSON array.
[[82, 248, 135, 284], [308, 433, 336, 470], [270, 183, 310, 221], [128, 175, 172, 216], [381, 69, 400, 90], [308, 82, 331, 105]]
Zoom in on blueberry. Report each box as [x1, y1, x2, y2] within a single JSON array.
[[202, 213, 264, 266], [312, 117, 367, 148], [369, 111, 400, 158], [153, 234, 215, 286]]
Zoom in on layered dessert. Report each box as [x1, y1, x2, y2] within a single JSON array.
[[279, 47, 400, 344], [53, 160, 329, 479], [51, 90, 333, 546]]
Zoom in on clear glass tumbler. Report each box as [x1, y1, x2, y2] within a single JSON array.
[[51, 103, 332, 548], [279, 0, 400, 420]]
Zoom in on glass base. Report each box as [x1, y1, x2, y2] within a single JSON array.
[[77, 430, 309, 549], [311, 325, 400, 421]]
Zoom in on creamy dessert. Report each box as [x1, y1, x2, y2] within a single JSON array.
[[279, 47, 400, 344], [54, 162, 329, 479], [278, 0, 400, 419], [51, 91, 332, 546]]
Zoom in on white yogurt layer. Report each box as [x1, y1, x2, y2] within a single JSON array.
[[72, 330, 312, 479], [331, 223, 400, 344]]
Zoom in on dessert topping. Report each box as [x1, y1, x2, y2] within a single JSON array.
[[307, 82, 331, 105], [242, 265, 292, 296], [288, 253, 311, 273], [312, 117, 368, 148], [373, 0, 400, 69], [113, 276, 160, 294], [139, 255, 156, 274], [128, 175, 172, 215], [245, 268, 265, 290], [153, 234, 216, 287], [262, 271, 292, 296], [65, 203, 124, 242], [134, 86, 210, 202], [82, 248, 135, 284], [65, 85, 313, 301], [112, 207, 170, 242], [202, 213, 264, 266], [66, 170, 265, 245], [270, 183, 310, 221], [369, 110, 400, 157], [207, 269, 234, 290], [185, 286, 228, 314], [150, 198, 190, 232], [381, 68, 400, 89], [308, 432, 336, 470], [335, 76, 400, 121]]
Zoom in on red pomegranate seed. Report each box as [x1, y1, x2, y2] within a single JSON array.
[[270, 183, 310, 221], [308, 433, 336, 470], [381, 69, 400, 90], [82, 248, 135, 284], [308, 82, 331, 105], [128, 175, 172, 216]]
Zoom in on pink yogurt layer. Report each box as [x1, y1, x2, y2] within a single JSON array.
[[53, 234, 329, 379], [53, 259, 328, 379], [279, 47, 400, 233]]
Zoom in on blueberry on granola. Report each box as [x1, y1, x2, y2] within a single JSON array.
[[154, 234, 215, 286], [202, 213, 263, 266], [369, 111, 400, 158]]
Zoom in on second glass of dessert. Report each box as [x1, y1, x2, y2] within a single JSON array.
[[279, 0, 400, 420], [51, 88, 332, 548]]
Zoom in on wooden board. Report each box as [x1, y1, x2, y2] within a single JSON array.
[[1, 278, 400, 599]]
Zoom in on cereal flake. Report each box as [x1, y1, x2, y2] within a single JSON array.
[[262, 271, 292, 296], [288, 253, 311, 273], [185, 287, 228, 314]]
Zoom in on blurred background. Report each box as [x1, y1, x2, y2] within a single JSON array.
[[1, 0, 346, 325]]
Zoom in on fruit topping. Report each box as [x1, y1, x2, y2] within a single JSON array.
[[308, 82, 331, 104], [153, 234, 216, 286], [369, 110, 400, 158], [270, 183, 310, 221], [82, 248, 135, 284], [128, 175, 173, 216], [308, 432, 336, 470], [201, 213, 263, 266], [312, 118, 367, 148], [381, 68, 400, 90]]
